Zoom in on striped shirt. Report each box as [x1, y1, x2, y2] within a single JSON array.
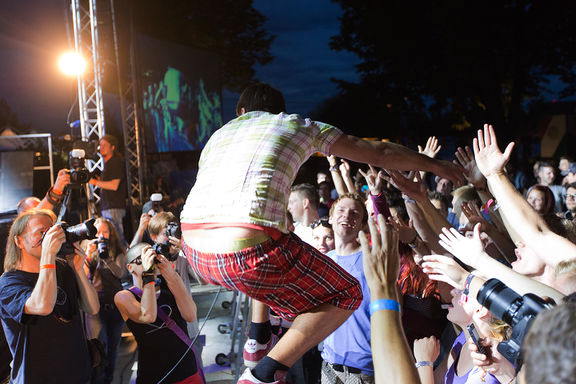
[[181, 111, 343, 232]]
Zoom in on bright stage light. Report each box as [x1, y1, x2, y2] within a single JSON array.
[[58, 52, 87, 76]]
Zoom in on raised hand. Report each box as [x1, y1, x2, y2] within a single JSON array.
[[461, 202, 489, 231], [54, 169, 71, 192], [359, 165, 384, 195], [455, 146, 486, 188], [389, 215, 418, 244], [472, 124, 515, 178], [421, 254, 469, 290], [438, 224, 484, 268], [384, 170, 427, 202], [359, 214, 400, 293], [414, 336, 440, 364], [418, 136, 442, 159], [327, 155, 338, 168]]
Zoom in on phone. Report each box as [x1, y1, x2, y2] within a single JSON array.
[[467, 324, 488, 356]]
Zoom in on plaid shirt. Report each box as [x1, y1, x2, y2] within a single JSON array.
[[181, 111, 342, 232]]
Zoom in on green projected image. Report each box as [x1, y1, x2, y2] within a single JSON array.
[[138, 35, 223, 153]]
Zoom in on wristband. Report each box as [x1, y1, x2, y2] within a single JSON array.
[[142, 273, 156, 286], [369, 299, 400, 316], [463, 273, 475, 296], [329, 166, 338, 172], [414, 361, 433, 368], [40, 264, 56, 270], [52, 187, 63, 195]]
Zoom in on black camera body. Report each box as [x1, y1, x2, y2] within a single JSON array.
[[477, 278, 552, 369], [58, 219, 98, 256], [152, 222, 181, 262], [97, 236, 109, 259], [69, 149, 92, 185]]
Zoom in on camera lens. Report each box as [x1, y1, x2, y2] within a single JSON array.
[[63, 218, 98, 244], [477, 278, 523, 326]]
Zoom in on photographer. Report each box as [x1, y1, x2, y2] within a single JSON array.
[[148, 212, 205, 362], [89, 135, 127, 247], [0, 209, 99, 383], [83, 217, 127, 384], [114, 243, 202, 384]]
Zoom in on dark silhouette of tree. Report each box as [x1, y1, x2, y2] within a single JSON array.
[[0, 98, 29, 134], [328, 0, 576, 140], [133, 0, 274, 91]]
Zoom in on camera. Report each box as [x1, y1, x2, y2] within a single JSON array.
[[69, 149, 92, 185], [58, 218, 98, 256], [477, 278, 553, 369], [97, 236, 109, 259], [152, 222, 181, 262]]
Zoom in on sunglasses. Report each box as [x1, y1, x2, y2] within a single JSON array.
[[311, 218, 331, 229], [566, 193, 576, 200], [129, 256, 142, 265]]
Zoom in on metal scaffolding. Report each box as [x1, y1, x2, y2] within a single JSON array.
[[70, 0, 105, 208], [69, 0, 145, 221]]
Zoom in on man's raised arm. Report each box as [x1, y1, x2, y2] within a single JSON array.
[[330, 134, 464, 187]]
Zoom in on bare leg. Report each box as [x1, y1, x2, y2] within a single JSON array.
[[267, 303, 353, 367], [252, 300, 271, 323]]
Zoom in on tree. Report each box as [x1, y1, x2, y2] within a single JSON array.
[[132, 0, 274, 91], [329, 0, 576, 140]]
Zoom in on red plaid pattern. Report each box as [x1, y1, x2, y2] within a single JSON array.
[[183, 232, 362, 320]]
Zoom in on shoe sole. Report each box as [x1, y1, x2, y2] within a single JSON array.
[[244, 359, 259, 368]]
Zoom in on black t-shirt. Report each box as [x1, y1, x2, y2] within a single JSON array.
[[101, 155, 127, 210], [126, 281, 197, 384], [0, 259, 91, 384]]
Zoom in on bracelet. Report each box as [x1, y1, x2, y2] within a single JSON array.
[[463, 273, 475, 296], [40, 264, 56, 270], [52, 187, 63, 195], [414, 361, 433, 368], [369, 299, 400, 316], [401, 193, 416, 204], [329, 166, 339, 172], [142, 273, 156, 286]]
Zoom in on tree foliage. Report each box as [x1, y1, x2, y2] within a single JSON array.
[[329, 0, 576, 138], [133, 0, 274, 91]]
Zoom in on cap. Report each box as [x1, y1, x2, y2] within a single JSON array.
[[561, 162, 576, 176]]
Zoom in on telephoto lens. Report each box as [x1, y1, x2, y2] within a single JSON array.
[[97, 236, 109, 259]]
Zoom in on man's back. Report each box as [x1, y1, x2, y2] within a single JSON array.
[[181, 111, 341, 232]]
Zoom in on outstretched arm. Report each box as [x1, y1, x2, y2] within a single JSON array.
[[425, 224, 564, 302], [331, 134, 464, 187], [327, 155, 348, 196], [473, 124, 576, 265], [359, 214, 421, 384]]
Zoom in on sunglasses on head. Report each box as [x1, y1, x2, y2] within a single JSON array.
[[311, 218, 331, 229]]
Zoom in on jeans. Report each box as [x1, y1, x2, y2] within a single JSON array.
[[94, 305, 125, 384], [101, 208, 127, 247]]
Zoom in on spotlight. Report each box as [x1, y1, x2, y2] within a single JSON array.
[[58, 52, 87, 76]]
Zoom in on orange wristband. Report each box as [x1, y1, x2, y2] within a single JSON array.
[[52, 187, 63, 195], [40, 264, 56, 270]]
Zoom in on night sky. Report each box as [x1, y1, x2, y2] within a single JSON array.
[[0, 0, 358, 134]]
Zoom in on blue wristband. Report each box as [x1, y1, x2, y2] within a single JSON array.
[[369, 299, 400, 316]]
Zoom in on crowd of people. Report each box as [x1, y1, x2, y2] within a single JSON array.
[[1, 83, 575, 384]]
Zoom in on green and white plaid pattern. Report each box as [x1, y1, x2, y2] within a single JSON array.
[[181, 111, 342, 232]]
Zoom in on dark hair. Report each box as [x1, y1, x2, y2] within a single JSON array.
[[290, 183, 320, 210], [526, 185, 556, 216], [538, 161, 555, 172], [236, 83, 286, 115], [101, 134, 118, 150], [567, 182, 576, 191]]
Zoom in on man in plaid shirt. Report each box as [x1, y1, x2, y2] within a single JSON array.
[[181, 83, 463, 384]]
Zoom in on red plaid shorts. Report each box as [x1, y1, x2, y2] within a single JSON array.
[[182, 232, 362, 321]]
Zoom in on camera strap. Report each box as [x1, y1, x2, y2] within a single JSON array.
[[129, 286, 206, 383]]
